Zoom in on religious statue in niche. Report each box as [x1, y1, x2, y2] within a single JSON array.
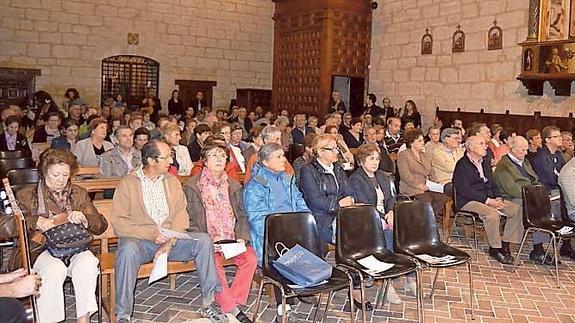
[[452, 25, 465, 53], [540, 0, 570, 41], [421, 28, 433, 55], [541, 46, 575, 73], [487, 20, 503, 50], [523, 48, 533, 71]]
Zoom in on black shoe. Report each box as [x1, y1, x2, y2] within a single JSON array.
[[529, 250, 560, 266], [489, 248, 513, 265], [559, 247, 575, 260], [343, 298, 373, 312], [235, 311, 252, 323]]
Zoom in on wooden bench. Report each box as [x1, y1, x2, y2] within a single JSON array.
[[93, 200, 243, 323]]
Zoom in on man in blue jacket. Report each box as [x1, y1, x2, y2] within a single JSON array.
[[531, 125, 575, 259], [453, 136, 523, 264]]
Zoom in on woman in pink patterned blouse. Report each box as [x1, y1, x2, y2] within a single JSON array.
[[184, 142, 256, 323]]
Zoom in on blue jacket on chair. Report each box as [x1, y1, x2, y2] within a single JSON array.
[[243, 162, 309, 264], [300, 158, 351, 243]]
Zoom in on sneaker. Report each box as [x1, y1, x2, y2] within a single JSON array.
[[385, 284, 402, 304], [235, 310, 252, 323], [275, 309, 298, 323], [202, 301, 229, 323], [404, 278, 417, 296]]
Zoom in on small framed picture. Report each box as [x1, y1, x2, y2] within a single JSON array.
[[487, 20, 503, 50]]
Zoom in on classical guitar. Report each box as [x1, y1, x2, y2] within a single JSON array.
[[2, 178, 38, 322]]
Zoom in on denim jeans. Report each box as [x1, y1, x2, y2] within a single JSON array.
[[115, 232, 221, 319]]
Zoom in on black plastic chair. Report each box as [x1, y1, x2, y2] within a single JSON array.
[[512, 185, 575, 288], [252, 212, 355, 323], [0, 150, 31, 159], [6, 168, 39, 193], [288, 143, 305, 164], [336, 205, 419, 323], [394, 200, 475, 320], [0, 158, 35, 178], [446, 186, 483, 259]]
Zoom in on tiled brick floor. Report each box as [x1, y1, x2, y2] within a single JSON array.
[[62, 232, 575, 323]]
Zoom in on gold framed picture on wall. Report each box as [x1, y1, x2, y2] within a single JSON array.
[[540, 0, 570, 41]]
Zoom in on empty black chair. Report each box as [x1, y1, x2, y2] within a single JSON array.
[[0, 158, 35, 178], [513, 185, 575, 288], [6, 168, 39, 193], [252, 212, 355, 323], [0, 150, 31, 159], [447, 186, 483, 259], [288, 143, 305, 164], [394, 200, 475, 320], [336, 205, 419, 322]]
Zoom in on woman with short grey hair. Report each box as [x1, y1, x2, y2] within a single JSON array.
[[243, 142, 309, 322]]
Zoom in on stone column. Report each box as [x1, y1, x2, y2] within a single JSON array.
[[527, 0, 540, 41]]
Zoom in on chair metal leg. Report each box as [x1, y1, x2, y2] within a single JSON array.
[[446, 214, 459, 244], [252, 279, 265, 322], [377, 279, 389, 309], [415, 269, 424, 323], [343, 269, 357, 323], [357, 272, 366, 323], [512, 229, 532, 271], [320, 291, 334, 323], [98, 272, 103, 323], [551, 233, 560, 288], [543, 237, 553, 264], [472, 220, 479, 260], [312, 293, 323, 322], [429, 268, 440, 298], [281, 292, 287, 323], [467, 261, 475, 320]]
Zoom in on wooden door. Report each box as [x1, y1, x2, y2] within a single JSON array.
[[175, 80, 217, 110]]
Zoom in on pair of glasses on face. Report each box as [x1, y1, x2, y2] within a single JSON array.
[[322, 146, 340, 153]]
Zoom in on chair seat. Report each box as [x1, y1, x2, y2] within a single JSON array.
[[265, 266, 351, 297], [98, 252, 198, 277], [527, 223, 575, 238], [340, 252, 417, 279], [404, 244, 471, 268]]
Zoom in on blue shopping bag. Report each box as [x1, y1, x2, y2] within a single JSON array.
[[272, 242, 332, 288]]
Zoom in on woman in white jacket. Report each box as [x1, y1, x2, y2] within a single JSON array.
[[162, 121, 193, 176], [71, 118, 113, 166]]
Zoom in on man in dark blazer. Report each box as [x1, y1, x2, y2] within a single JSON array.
[[453, 135, 523, 265], [291, 113, 314, 145]]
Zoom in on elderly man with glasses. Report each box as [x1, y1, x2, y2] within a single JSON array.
[[110, 139, 227, 323]]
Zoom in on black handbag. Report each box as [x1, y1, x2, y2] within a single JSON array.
[[43, 222, 92, 265]]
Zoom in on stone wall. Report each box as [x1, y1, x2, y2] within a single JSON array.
[[369, 0, 575, 128], [0, 0, 273, 109]]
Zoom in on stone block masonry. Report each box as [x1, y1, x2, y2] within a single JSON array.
[[370, 0, 575, 128], [0, 0, 274, 109]]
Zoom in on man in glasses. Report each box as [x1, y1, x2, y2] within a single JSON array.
[[111, 139, 227, 323]]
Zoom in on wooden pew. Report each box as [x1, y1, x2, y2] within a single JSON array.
[[93, 200, 238, 323], [73, 177, 120, 193], [31, 143, 50, 161], [77, 166, 100, 177], [435, 107, 575, 135]]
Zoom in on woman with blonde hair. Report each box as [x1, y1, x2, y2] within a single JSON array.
[[161, 121, 193, 176]]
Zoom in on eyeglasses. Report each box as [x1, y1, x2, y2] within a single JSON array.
[[322, 146, 340, 153], [155, 155, 173, 161]]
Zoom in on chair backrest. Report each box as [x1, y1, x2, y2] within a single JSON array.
[[0, 158, 35, 177], [288, 143, 305, 164], [92, 200, 116, 252], [0, 150, 31, 159], [336, 205, 388, 264], [6, 168, 39, 185], [262, 212, 321, 274], [522, 185, 563, 228], [394, 200, 442, 255]]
